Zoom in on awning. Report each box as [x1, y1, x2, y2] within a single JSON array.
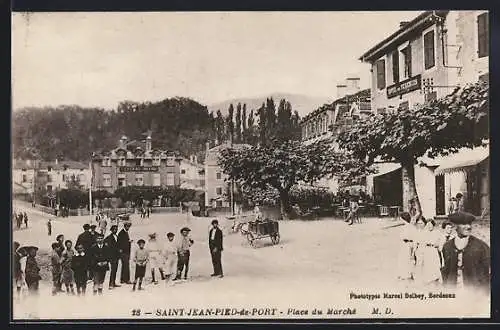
[[434, 147, 489, 175], [372, 163, 401, 178]]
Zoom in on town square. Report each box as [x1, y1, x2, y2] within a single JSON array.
[[11, 10, 490, 320]]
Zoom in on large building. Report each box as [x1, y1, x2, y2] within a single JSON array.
[[12, 159, 39, 196], [91, 133, 181, 193], [179, 155, 205, 190], [204, 141, 251, 208], [359, 10, 489, 217], [37, 160, 90, 192]]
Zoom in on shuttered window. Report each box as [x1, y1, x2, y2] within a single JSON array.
[[392, 50, 399, 83], [376, 59, 386, 90], [478, 13, 489, 58], [424, 30, 435, 69]]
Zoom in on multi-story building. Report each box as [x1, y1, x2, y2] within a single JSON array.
[[37, 160, 90, 193], [204, 141, 251, 208], [12, 159, 38, 196], [300, 77, 371, 192], [91, 133, 181, 193], [179, 155, 205, 190], [359, 10, 489, 217]]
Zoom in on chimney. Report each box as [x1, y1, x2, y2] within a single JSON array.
[[336, 84, 347, 99], [345, 77, 361, 96], [146, 134, 152, 152], [119, 135, 128, 149], [399, 21, 409, 29]]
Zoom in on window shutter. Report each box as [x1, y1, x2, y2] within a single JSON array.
[[392, 51, 399, 83], [406, 45, 412, 77], [376, 59, 386, 89], [424, 30, 435, 69]]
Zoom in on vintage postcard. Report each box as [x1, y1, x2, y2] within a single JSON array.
[[11, 10, 490, 320]]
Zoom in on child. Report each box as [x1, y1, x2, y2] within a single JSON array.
[[24, 246, 41, 294], [50, 242, 63, 295], [133, 239, 149, 291], [71, 243, 89, 296], [47, 219, 52, 236], [175, 227, 194, 281], [162, 232, 178, 285], [147, 233, 163, 284], [61, 240, 76, 295]]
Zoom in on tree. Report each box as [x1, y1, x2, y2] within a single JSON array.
[[218, 139, 368, 219], [265, 98, 277, 142], [226, 104, 235, 143], [235, 103, 242, 143], [215, 110, 225, 144], [242, 104, 248, 143], [337, 81, 489, 215], [257, 103, 267, 146], [247, 109, 256, 146]]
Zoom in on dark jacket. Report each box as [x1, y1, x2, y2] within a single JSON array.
[[88, 243, 110, 271], [209, 227, 223, 251], [117, 229, 131, 255], [442, 235, 490, 290], [76, 231, 93, 252], [104, 233, 120, 260], [25, 256, 40, 282], [13, 252, 22, 278], [71, 253, 90, 274]]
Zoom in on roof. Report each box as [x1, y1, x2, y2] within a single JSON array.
[[359, 11, 448, 62], [434, 147, 489, 175], [180, 158, 204, 169], [12, 159, 37, 170], [301, 89, 371, 123], [39, 160, 88, 170], [371, 163, 401, 178]]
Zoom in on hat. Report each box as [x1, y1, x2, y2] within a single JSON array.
[[90, 224, 97, 229], [110, 225, 118, 231], [18, 246, 38, 255], [166, 232, 175, 237], [149, 233, 156, 238], [83, 224, 90, 230], [448, 212, 475, 225], [180, 227, 191, 233], [211, 219, 219, 225], [96, 233, 105, 238], [137, 239, 145, 245]]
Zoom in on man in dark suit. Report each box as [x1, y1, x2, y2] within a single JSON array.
[[76, 224, 93, 252], [88, 233, 110, 295], [442, 212, 490, 293], [104, 225, 121, 289], [117, 222, 133, 284], [209, 219, 224, 278]]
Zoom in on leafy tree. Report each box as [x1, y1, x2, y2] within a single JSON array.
[[337, 81, 489, 214], [257, 103, 267, 146], [235, 103, 242, 143], [218, 139, 369, 219], [247, 109, 256, 146], [242, 104, 248, 143], [215, 110, 225, 144], [226, 104, 235, 143]]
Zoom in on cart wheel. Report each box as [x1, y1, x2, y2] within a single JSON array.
[[271, 233, 280, 245], [246, 232, 255, 247]]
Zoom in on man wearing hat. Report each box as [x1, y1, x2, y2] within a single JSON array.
[[104, 225, 121, 289], [209, 219, 224, 278], [117, 222, 133, 284], [24, 246, 41, 294], [174, 227, 194, 280], [90, 224, 98, 245], [76, 224, 93, 252], [88, 233, 111, 295], [441, 212, 490, 292]]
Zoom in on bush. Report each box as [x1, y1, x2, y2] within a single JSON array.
[[113, 186, 201, 207]]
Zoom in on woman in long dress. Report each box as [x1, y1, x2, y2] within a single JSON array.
[[397, 212, 416, 281], [414, 219, 442, 285]]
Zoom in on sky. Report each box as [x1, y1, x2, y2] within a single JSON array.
[[12, 11, 423, 110]]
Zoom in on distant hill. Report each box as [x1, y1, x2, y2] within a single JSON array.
[[208, 93, 333, 118]]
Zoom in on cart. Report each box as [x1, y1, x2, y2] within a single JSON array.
[[245, 219, 280, 247]]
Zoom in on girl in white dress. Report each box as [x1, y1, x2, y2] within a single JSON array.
[[147, 233, 164, 284], [397, 212, 416, 281], [414, 219, 442, 285]]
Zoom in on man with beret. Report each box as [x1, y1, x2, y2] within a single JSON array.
[[441, 212, 490, 292], [104, 225, 121, 289], [118, 222, 133, 284], [209, 219, 224, 278], [88, 233, 110, 295], [174, 227, 194, 281]]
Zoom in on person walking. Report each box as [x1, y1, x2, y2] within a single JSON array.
[[88, 233, 110, 295], [209, 219, 224, 278], [174, 227, 194, 281], [132, 239, 149, 291], [50, 242, 63, 295], [117, 222, 133, 284], [23, 212, 28, 228], [71, 243, 90, 296], [24, 246, 41, 295], [442, 212, 490, 293], [47, 219, 52, 236], [104, 225, 121, 289]]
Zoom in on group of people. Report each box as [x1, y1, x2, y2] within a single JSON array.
[[13, 211, 28, 229], [13, 217, 225, 297], [397, 210, 490, 292]]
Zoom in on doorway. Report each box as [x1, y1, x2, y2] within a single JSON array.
[[435, 175, 445, 215]]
